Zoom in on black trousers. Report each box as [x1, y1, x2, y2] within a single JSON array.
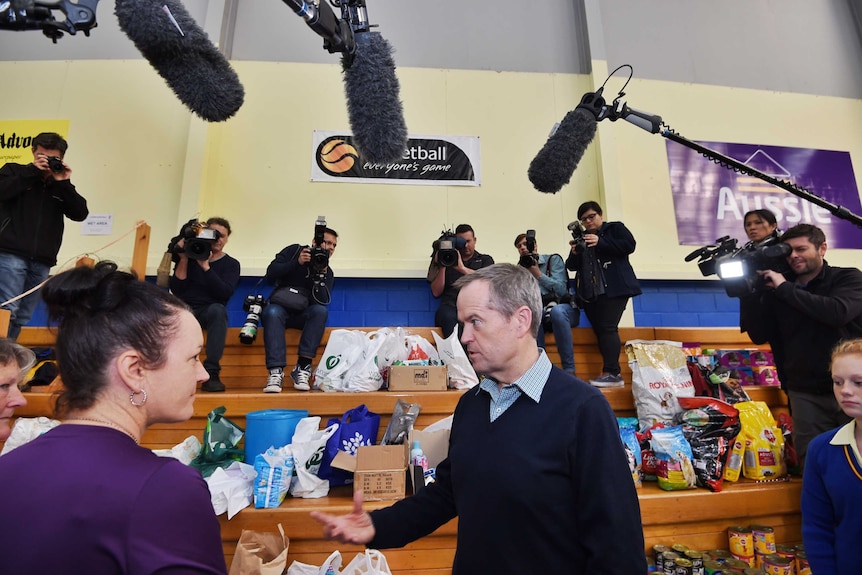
[[582, 295, 630, 375]]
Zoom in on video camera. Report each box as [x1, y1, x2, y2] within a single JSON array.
[[308, 216, 330, 273], [432, 229, 467, 268], [518, 229, 539, 268], [168, 219, 221, 262], [567, 220, 586, 253], [685, 236, 791, 298]]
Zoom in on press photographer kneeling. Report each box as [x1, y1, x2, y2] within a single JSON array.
[[168, 217, 240, 392], [261, 217, 338, 393], [515, 230, 579, 374]]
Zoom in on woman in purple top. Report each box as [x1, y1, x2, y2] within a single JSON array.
[[0, 261, 227, 575]]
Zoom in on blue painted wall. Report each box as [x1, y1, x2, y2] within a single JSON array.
[[27, 277, 740, 329]]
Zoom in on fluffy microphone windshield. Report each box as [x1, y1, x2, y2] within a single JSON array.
[[115, 0, 244, 122], [528, 108, 597, 194], [342, 32, 408, 164]]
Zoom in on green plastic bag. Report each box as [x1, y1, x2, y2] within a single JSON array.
[[190, 406, 245, 478]]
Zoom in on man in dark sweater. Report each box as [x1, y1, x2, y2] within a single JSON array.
[[740, 223, 862, 462], [0, 132, 89, 339], [169, 217, 240, 392], [311, 263, 646, 574]]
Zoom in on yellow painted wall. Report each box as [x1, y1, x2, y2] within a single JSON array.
[[1, 59, 859, 277]]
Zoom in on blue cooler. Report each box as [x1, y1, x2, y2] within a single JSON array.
[[244, 409, 309, 463]]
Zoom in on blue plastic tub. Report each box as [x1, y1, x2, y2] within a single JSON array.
[[244, 408, 309, 463]]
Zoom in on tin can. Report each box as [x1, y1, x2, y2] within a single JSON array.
[[743, 568, 765, 575], [750, 525, 776, 555], [762, 554, 793, 575], [685, 550, 705, 575], [709, 550, 732, 563], [795, 550, 810, 575], [726, 557, 754, 570], [654, 545, 670, 573], [672, 543, 691, 555], [728, 526, 754, 558], [703, 560, 724, 575], [663, 552, 681, 575], [675, 557, 694, 575]]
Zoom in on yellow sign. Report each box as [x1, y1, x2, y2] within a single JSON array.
[[0, 120, 70, 165]]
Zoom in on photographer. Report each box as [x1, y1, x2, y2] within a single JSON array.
[[514, 232, 579, 374], [427, 224, 494, 337], [261, 226, 338, 392], [740, 224, 862, 463], [169, 217, 239, 392], [0, 132, 88, 340], [566, 201, 641, 387]]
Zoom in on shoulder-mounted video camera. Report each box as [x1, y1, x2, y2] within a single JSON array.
[[685, 235, 791, 298], [307, 215, 330, 273], [567, 220, 587, 253], [518, 229, 539, 268], [167, 219, 221, 262], [432, 229, 467, 268]]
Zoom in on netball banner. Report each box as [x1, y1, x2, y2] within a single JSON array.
[[310, 131, 481, 186], [667, 140, 862, 249]]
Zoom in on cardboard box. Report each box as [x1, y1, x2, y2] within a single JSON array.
[[718, 349, 751, 368], [408, 426, 451, 492], [388, 365, 448, 391], [332, 445, 407, 501]]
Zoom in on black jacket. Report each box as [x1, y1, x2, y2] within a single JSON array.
[[0, 162, 89, 266], [740, 262, 862, 394], [565, 221, 641, 301], [265, 243, 334, 305]]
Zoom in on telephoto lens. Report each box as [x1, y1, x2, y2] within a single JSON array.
[[239, 295, 265, 344]]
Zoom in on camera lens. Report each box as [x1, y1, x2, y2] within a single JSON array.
[[47, 157, 64, 173]]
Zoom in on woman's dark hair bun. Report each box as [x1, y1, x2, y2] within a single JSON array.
[[42, 261, 136, 323]]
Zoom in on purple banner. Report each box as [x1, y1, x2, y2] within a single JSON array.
[[667, 141, 862, 249]]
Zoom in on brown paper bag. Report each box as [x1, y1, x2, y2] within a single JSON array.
[[229, 523, 288, 575]]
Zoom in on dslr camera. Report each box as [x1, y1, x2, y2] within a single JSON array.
[[518, 229, 539, 268], [239, 294, 266, 344], [168, 219, 221, 261], [46, 156, 64, 173], [685, 235, 791, 298], [432, 229, 467, 268], [307, 216, 330, 273], [567, 220, 586, 253]]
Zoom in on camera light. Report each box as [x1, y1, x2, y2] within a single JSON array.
[[717, 259, 745, 279]]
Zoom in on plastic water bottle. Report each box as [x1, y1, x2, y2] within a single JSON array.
[[410, 440, 427, 470]]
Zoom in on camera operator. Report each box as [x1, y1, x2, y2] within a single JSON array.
[[739, 223, 862, 464], [514, 232, 579, 374], [565, 202, 641, 388], [0, 132, 89, 340], [427, 224, 494, 337], [169, 217, 239, 392], [261, 226, 338, 392]]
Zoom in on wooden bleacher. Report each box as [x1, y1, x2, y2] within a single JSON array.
[[8, 326, 798, 573]]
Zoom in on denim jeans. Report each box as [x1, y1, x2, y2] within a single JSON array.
[[0, 253, 51, 340], [537, 302, 580, 373], [261, 302, 328, 369], [192, 303, 228, 376]]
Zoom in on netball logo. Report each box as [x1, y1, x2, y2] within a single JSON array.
[[318, 138, 359, 175]]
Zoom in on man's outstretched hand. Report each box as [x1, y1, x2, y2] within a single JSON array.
[[310, 489, 376, 545]]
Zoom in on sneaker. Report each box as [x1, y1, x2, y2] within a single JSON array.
[[589, 373, 625, 388], [290, 365, 312, 391], [201, 376, 226, 393], [263, 369, 284, 393]]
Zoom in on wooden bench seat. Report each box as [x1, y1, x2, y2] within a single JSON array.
[[8, 325, 796, 573]]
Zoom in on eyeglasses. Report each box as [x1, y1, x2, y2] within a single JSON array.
[[580, 213, 599, 223]]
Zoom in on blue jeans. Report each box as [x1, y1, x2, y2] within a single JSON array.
[[192, 303, 228, 376], [0, 253, 51, 340], [537, 302, 580, 373], [261, 302, 328, 369]]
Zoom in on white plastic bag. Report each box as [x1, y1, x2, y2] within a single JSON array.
[[342, 332, 386, 392], [206, 460, 256, 519], [287, 550, 343, 575], [289, 417, 338, 499], [315, 330, 368, 392], [404, 332, 440, 363], [370, 327, 408, 368], [432, 327, 478, 389], [0, 416, 61, 456], [341, 550, 392, 575], [625, 339, 696, 430]]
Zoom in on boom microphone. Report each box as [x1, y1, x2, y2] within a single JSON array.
[[342, 31, 408, 164], [115, 0, 244, 122]]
